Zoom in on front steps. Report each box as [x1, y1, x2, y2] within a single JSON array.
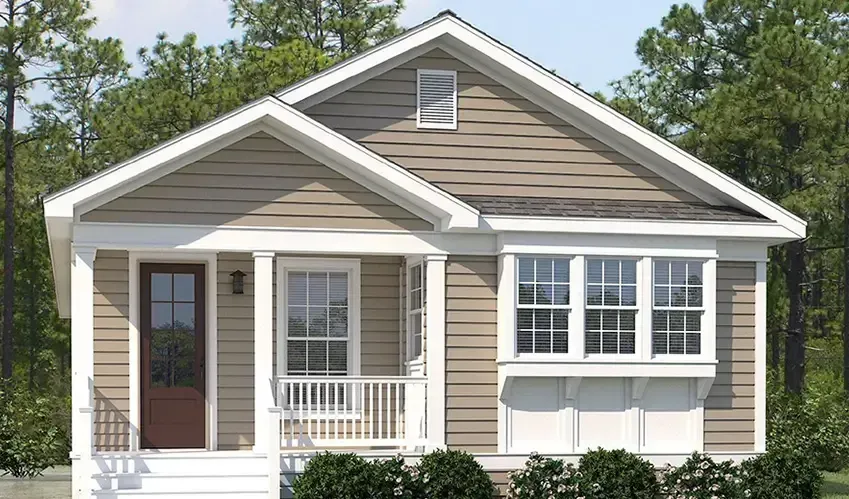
[[88, 451, 272, 499]]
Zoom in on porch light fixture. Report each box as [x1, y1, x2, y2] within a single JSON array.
[[230, 270, 246, 294]]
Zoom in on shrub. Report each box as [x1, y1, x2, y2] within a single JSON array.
[[768, 389, 849, 472], [658, 452, 745, 499], [507, 453, 580, 499], [741, 449, 822, 499], [0, 385, 69, 478], [576, 448, 658, 499], [417, 449, 495, 499], [292, 452, 374, 499], [370, 455, 424, 499]]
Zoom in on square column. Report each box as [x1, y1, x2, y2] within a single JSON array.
[[70, 245, 96, 499], [425, 255, 447, 449], [253, 252, 275, 452]]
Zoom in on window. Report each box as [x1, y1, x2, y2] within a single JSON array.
[[516, 257, 570, 354], [653, 260, 703, 355], [408, 262, 423, 360], [417, 69, 457, 129], [285, 270, 350, 376], [585, 259, 637, 355]]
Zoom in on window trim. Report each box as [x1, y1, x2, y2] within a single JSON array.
[[515, 256, 572, 356], [276, 257, 362, 381], [651, 259, 706, 357], [406, 257, 424, 362]]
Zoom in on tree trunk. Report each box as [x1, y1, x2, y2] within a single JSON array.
[[785, 239, 806, 394], [843, 189, 849, 393], [1, 39, 15, 382]]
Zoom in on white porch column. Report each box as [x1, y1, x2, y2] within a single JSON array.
[[425, 255, 447, 449], [253, 252, 275, 452], [70, 245, 96, 499]]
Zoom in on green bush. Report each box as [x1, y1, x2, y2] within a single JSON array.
[[741, 449, 822, 499], [370, 455, 423, 499], [506, 453, 579, 499], [658, 452, 745, 499], [576, 449, 658, 499], [417, 449, 495, 499], [292, 452, 374, 499], [0, 385, 69, 478], [768, 389, 849, 472]]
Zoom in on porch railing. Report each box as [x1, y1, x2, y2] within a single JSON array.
[[275, 375, 428, 449]]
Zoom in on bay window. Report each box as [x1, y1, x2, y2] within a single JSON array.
[[652, 260, 704, 355], [516, 257, 570, 354], [585, 259, 637, 355]]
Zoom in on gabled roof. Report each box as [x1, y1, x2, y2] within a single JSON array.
[[43, 95, 479, 230], [277, 10, 806, 239]]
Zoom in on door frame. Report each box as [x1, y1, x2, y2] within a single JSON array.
[[128, 252, 218, 451]]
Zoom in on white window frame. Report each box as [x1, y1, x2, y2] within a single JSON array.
[[406, 257, 424, 362], [416, 69, 458, 130], [652, 259, 706, 357], [276, 257, 362, 415], [515, 256, 572, 356], [584, 257, 641, 359]]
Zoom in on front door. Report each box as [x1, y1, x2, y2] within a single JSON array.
[[140, 263, 206, 449]]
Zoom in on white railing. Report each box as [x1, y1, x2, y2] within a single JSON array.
[[275, 375, 427, 449]]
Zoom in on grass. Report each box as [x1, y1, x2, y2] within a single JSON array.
[[0, 466, 70, 499], [825, 469, 849, 498]]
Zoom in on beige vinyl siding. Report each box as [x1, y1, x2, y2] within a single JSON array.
[[705, 261, 756, 451], [445, 256, 498, 452], [306, 49, 700, 203], [216, 253, 403, 450], [93, 250, 131, 451], [82, 132, 432, 231]]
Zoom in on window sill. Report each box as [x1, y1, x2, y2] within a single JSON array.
[[496, 357, 717, 379]]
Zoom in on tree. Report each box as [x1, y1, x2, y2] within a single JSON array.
[[0, 0, 95, 381], [608, 0, 849, 393], [229, 0, 404, 60]]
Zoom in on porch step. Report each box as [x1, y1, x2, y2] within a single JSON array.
[[92, 492, 268, 499], [91, 472, 269, 495]]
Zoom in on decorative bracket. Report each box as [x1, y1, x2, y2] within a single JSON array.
[[631, 377, 650, 400], [564, 377, 582, 400], [696, 377, 715, 400]]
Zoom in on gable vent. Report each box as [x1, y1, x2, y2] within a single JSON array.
[[417, 69, 457, 130]]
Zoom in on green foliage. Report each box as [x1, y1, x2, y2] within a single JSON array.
[[506, 453, 580, 499], [576, 448, 658, 499], [370, 455, 423, 499], [292, 453, 374, 499], [417, 449, 495, 499], [742, 449, 823, 499], [768, 387, 849, 472], [658, 452, 746, 499], [0, 384, 69, 477]]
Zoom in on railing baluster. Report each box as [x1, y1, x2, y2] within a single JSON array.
[[378, 382, 383, 440], [369, 382, 374, 440], [334, 382, 339, 440], [324, 381, 329, 441], [395, 382, 400, 441], [288, 382, 294, 447], [298, 382, 304, 445]]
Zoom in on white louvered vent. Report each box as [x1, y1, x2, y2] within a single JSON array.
[[417, 69, 457, 129]]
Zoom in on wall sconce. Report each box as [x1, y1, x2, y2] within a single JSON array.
[[230, 270, 246, 294]]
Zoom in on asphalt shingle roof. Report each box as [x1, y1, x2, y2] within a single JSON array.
[[461, 196, 768, 223]]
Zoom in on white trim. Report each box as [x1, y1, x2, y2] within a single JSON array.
[[276, 13, 804, 238], [498, 232, 719, 259], [496, 254, 515, 453], [275, 257, 363, 383], [425, 255, 447, 449], [73, 223, 495, 256], [128, 251, 218, 451], [405, 257, 424, 362], [497, 358, 717, 379], [416, 69, 458, 130], [70, 246, 95, 499], [253, 252, 275, 452], [755, 261, 767, 452]]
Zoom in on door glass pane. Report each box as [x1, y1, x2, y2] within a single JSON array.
[[151, 303, 172, 330], [151, 273, 172, 301], [173, 274, 195, 302], [173, 302, 195, 330]]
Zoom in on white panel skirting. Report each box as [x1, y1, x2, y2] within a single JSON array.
[[506, 377, 704, 454]]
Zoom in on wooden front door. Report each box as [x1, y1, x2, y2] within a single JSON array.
[[140, 263, 206, 449]]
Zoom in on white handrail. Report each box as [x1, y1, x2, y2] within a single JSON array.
[[275, 376, 427, 450]]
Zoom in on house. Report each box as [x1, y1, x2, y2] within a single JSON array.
[[44, 10, 805, 499]]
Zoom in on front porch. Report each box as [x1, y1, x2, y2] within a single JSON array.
[[72, 248, 447, 498]]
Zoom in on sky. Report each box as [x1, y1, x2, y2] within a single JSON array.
[[86, 0, 679, 95]]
